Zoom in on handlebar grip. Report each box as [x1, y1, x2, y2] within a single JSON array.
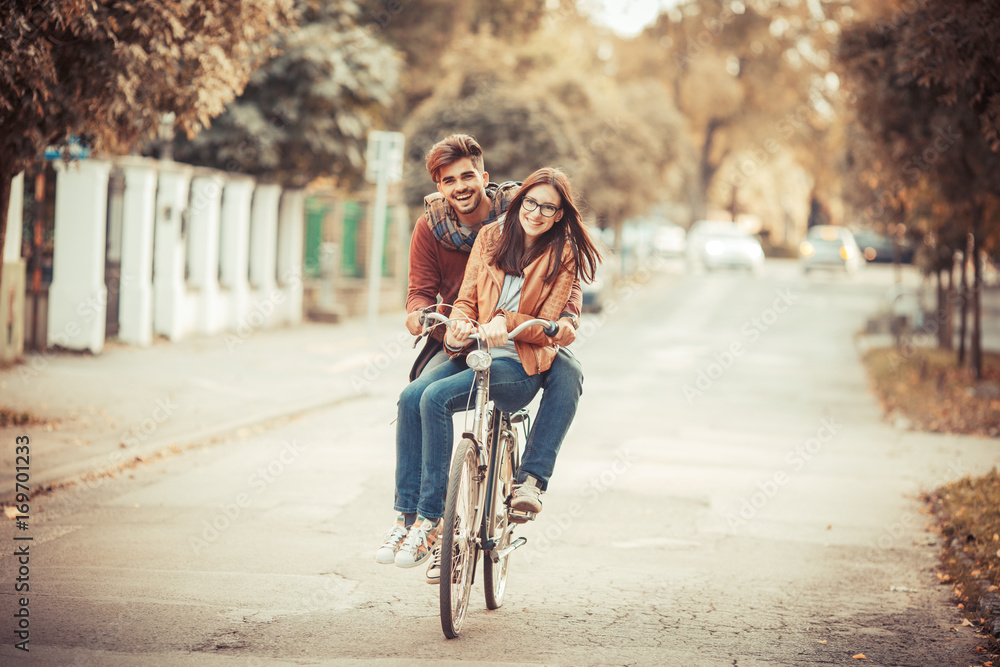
[[542, 320, 559, 337]]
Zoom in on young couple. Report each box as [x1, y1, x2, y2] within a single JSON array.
[[375, 134, 602, 584]]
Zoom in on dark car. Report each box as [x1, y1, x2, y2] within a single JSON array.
[[852, 231, 914, 264]]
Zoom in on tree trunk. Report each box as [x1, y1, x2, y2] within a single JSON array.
[[935, 263, 948, 348], [957, 238, 969, 366], [697, 118, 722, 220], [970, 206, 983, 380], [942, 247, 954, 350]]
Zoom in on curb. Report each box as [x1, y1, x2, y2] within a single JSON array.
[[4, 388, 367, 503]]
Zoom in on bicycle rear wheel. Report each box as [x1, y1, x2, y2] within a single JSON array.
[[483, 419, 516, 609], [440, 438, 480, 638]]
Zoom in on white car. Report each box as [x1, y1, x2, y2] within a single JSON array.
[[686, 220, 765, 273]]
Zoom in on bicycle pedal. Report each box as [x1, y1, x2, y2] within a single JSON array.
[[508, 508, 536, 524]]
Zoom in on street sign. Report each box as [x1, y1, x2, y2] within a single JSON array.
[[365, 131, 405, 184], [44, 135, 91, 160]]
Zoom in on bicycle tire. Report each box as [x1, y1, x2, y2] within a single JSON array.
[[483, 417, 516, 610], [440, 438, 480, 638]]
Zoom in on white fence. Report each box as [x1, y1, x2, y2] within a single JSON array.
[[45, 157, 305, 353]]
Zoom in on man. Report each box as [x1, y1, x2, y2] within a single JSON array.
[[376, 134, 584, 582]]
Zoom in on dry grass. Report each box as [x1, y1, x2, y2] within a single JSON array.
[[863, 345, 1000, 648], [863, 347, 1000, 437], [928, 470, 1000, 650]]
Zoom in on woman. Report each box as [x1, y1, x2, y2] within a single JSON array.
[[377, 167, 602, 581]]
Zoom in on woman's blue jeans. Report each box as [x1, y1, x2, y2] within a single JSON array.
[[395, 357, 543, 520]]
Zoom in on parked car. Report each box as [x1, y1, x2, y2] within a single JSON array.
[[686, 220, 764, 273], [653, 223, 686, 257], [852, 230, 915, 264], [799, 225, 862, 273], [581, 263, 607, 313]]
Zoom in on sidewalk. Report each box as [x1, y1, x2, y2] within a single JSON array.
[[0, 312, 414, 498]]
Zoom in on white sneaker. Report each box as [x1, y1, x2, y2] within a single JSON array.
[[425, 543, 442, 584], [395, 517, 439, 568], [375, 517, 408, 564], [511, 475, 543, 514]]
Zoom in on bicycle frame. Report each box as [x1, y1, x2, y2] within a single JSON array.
[[420, 311, 557, 637]]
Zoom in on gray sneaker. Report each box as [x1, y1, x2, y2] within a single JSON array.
[[511, 475, 543, 515]]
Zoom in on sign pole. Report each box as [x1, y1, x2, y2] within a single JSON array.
[[364, 131, 404, 341], [367, 163, 389, 338]]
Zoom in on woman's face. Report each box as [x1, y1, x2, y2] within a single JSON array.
[[518, 183, 563, 246]]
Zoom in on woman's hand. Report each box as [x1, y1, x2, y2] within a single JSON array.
[[445, 320, 477, 350], [478, 315, 509, 348], [551, 319, 577, 347]]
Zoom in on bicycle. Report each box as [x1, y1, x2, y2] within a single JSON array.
[[416, 311, 559, 638]]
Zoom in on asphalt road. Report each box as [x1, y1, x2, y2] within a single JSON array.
[[2, 258, 998, 666]]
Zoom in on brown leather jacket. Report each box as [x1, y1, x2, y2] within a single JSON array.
[[451, 223, 576, 376]]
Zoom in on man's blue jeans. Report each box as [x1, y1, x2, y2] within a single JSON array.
[[516, 348, 583, 491], [395, 357, 543, 520]]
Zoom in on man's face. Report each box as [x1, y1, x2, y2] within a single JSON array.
[[436, 158, 489, 220]]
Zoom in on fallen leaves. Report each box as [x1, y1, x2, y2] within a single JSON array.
[[863, 348, 1000, 437], [852, 654, 867, 660]]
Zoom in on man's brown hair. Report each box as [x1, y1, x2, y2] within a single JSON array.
[[424, 134, 485, 183]]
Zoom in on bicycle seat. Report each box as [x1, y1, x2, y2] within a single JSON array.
[[509, 409, 530, 424]]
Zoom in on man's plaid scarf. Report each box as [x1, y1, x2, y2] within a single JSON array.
[[423, 181, 521, 253]]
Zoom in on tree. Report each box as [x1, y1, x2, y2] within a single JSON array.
[[354, 0, 549, 115], [173, 0, 401, 188], [839, 0, 1000, 378], [639, 0, 853, 229], [0, 0, 296, 284], [400, 18, 687, 253]]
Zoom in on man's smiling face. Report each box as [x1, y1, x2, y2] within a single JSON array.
[[436, 158, 489, 225]]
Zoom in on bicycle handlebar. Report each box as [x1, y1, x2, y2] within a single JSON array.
[[419, 311, 559, 340]]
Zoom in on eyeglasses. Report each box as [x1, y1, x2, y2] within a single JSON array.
[[522, 196, 561, 218]]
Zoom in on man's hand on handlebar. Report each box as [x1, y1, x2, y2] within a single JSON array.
[[405, 309, 424, 336]]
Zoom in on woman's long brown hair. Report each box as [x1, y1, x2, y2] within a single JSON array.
[[491, 168, 601, 284]]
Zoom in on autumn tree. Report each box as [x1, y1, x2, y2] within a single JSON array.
[[173, 0, 401, 188], [638, 0, 853, 228], [353, 0, 549, 115], [400, 16, 687, 254], [0, 0, 296, 284], [839, 0, 1000, 378]]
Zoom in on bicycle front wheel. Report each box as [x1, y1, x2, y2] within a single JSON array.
[[483, 424, 516, 610], [440, 438, 480, 638]]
